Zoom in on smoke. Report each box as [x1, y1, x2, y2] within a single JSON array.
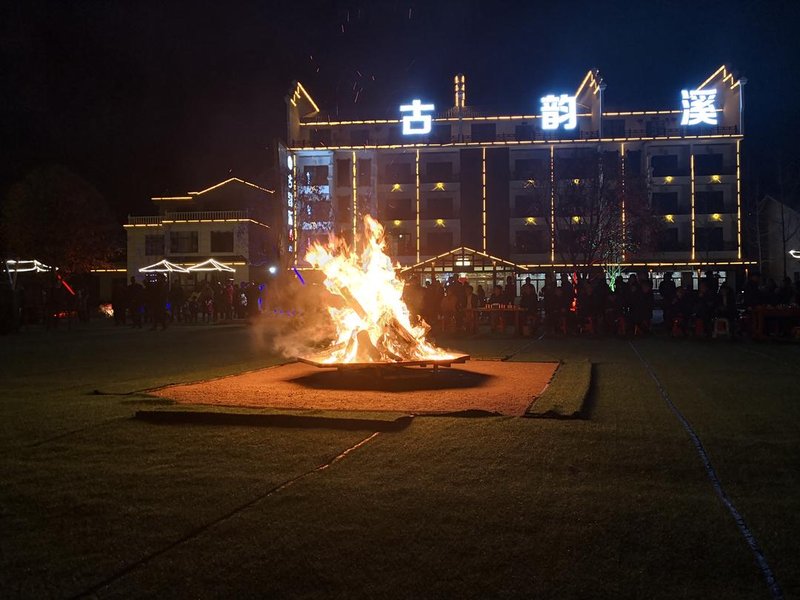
[[249, 273, 337, 358]]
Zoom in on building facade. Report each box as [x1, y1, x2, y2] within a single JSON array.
[[280, 67, 751, 289], [125, 177, 278, 282]]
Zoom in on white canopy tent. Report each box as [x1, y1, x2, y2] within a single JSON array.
[[187, 258, 236, 273], [139, 260, 190, 273]]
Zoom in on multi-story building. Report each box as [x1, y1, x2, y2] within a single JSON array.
[[125, 177, 278, 282], [280, 66, 752, 290]]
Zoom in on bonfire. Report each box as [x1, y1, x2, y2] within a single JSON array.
[[301, 216, 462, 366]]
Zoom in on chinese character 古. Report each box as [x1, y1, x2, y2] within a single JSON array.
[[400, 99, 435, 135]]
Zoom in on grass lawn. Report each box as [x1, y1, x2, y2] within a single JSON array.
[[1, 321, 798, 598]]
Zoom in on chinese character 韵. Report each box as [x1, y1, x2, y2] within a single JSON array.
[[540, 94, 577, 130], [681, 89, 718, 126], [400, 99, 435, 135]]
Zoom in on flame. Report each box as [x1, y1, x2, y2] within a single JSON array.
[[304, 215, 455, 364]]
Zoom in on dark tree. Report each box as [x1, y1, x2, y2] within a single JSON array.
[[2, 165, 121, 274]]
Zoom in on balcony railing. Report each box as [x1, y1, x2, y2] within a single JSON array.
[[127, 211, 250, 225]]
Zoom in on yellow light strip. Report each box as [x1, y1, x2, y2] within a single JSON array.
[[287, 133, 743, 151], [620, 142, 626, 262], [736, 139, 742, 260], [352, 151, 358, 242], [290, 81, 320, 114], [150, 196, 193, 201], [481, 147, 487, 252], [550, 145, 555, 262], [515, 260, 756, 269], [90, 268, 127, 273], [415, 149, 421, 262], [575, 70, 600, 97], [690, 152, 696, 261], [188, 177, 272, 195]]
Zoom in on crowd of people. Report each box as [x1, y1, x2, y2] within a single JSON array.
[[401, 270, 800, 339], [111, 276, 264, 329]]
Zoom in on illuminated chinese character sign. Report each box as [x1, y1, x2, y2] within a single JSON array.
[[681, 89, 718, 126], [400, 99, 434, 135], [540, 94, 577, 130]]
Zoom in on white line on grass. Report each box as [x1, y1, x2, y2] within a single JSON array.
[[71, 430, 382, 599], [629, 341, 783, 600]]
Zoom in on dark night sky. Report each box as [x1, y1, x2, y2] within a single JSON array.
[[2, 0, 800, 219]]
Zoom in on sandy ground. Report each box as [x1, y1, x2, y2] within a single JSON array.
[[153, 360, 559, 416]]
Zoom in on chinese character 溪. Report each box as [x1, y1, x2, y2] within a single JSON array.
[[681, 89, 718, 126]]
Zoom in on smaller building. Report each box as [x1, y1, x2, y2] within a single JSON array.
[[125, 177, 278, 282], [758, 195, 800, 282]]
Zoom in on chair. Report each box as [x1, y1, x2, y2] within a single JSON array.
[[712, 318, 731, 339]]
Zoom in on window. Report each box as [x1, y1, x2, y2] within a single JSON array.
[[423, 197, 454, 219], [425, 161, 454, 182], [380, 198, 413, 220], [696, 227, 724, 251], [694, 153, 724, 176], [514, 195, 546, 217], [657, 228, 681, 251], [145, 234, 164, 256], [169, 231, 198, 253], [425, 231, 453, 254], [626, 150, 642, 176], [514, 158, 543, 179], [652, 192, 679, 214], [385, 230, 414, 256], [695, 191, 724, 213], [336, 159, 351, 186], [515, 230, 547, 254], [309, 129, 331, 146], [382, 162, 414, 183], [302, 165, 329, 186], [471, 123, 496, 142], [515, 125, 534, 141], [349, 129, 369, 145], [645, 119, 666, 137], [210, 231, 234, 253], [357, 159, 371, 186], [432, 124, 451, 143], [651, 155, 679, 177], [603, 119, 625, 137]]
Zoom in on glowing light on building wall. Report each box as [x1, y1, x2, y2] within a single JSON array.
[[736, 140, 742, 260], [549, 145, 555, 262], [710, 174, 721, 183], [710, 213, 723, 222], [391, 183, 402, 192], [352, 151, 358, 241], [393, 220, 402, 226], [435, 219, 445, 227], [541, 94, 577, 130], [664, 214, 675, 223], [681, 89, 718, 126], [690, 153, 696, 260], [287, 154, 295, 260], [481, 148, 487, 251], [664, 176, 673, 183], [400, 99, 435, 135], [621, 143, 626, 261], [525, 216, 536, 225], [454, 74, 466, 109], [415, 150, 421, 261], [432, 182, 446, 191]]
